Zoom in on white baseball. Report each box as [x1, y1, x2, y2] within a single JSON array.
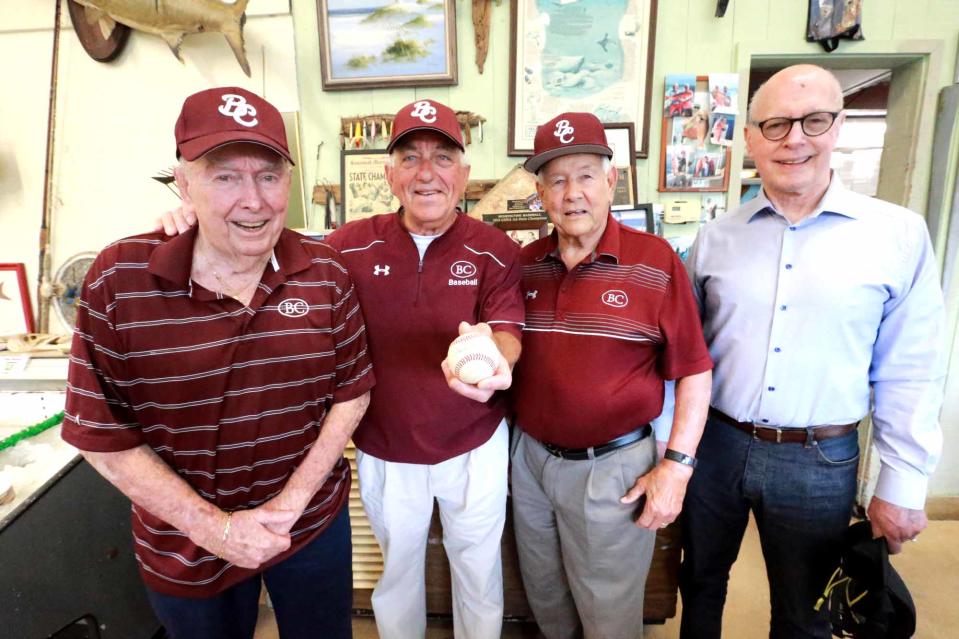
[[446, 332, 500, 384]]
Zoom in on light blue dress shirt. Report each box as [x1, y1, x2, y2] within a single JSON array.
[[687, 176, 946, 509]]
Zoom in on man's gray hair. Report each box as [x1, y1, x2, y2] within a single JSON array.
[[178, 150, 293, 175], [534, 155, 611, 184]]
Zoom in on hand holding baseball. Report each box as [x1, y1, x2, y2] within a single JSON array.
[[441, 322, 512, 403]]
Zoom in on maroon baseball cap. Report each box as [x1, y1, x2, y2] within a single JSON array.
[[524, 112, 613, 174], [387, 99, 464, 153], [175, 87, 294, 164]]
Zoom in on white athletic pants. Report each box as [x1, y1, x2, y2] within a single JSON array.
[[357, 420, 508, 639]]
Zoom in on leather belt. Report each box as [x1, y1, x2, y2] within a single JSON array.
[[709, 408, 858, 444], [541, 424, 652, 460]]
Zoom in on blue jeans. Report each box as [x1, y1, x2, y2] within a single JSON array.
[[146, 505, 352, 639], [679, 416, 859, 639]]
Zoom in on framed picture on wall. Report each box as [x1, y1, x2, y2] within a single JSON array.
[[493, 220, 549, 247], [0, 263, 35, 335], [604, 123, 638, 210], [659, 75, 732, 193], [317, 0, 457, 90], [508, 0, 657, 157], [340, 150, 399, 224]]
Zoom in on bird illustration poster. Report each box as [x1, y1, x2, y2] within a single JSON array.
[[508, 0, 658, 157]]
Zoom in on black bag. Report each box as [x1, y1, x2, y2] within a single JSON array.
[[815, 521, 916, 638], [807, 0, 864, 52]]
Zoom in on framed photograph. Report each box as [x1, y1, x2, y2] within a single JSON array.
[[317, 0, 457, 91], [604, 123, 638, 210], [508, 0, 657, 158], [659, 75, 731, 193], [493, 220, 549, 247], [612, 203, 655, 234], [0, 263, 35, 335], [340, 150, 399, 224]]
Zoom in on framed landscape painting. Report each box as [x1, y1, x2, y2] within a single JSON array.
[[317, 0, 457, 90]]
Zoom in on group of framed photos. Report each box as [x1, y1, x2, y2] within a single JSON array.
[[659, 73, 739, 193]]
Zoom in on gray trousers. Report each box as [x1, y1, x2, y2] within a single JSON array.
[[511, 428, 658, 639]]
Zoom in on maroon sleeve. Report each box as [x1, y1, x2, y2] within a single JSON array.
[[327, 250, 376, 403], [657, 252, 713, 380], [480, 240, 525, 341], [62, 250, 145, 452]]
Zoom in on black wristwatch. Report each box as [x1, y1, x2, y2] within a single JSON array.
[[664, 448, 697, 469]]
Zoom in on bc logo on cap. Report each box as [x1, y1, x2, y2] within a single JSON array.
[[218, 94, 259, 127], [410, 100, 438, 124], [553, 119, 575, 144]]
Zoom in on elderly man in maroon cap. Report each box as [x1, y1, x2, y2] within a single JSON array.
[[509, 112, 713, 638], [63, 87, 374, 638], [158, 98, 525, 638]]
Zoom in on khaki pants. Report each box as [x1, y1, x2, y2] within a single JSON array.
[[511, 429, 657, 639]]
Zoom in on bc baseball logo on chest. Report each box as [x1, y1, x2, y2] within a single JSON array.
[[446, 332, 500, 384]]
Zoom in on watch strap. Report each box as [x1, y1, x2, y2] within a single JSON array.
[[664, 448, 697, 469]]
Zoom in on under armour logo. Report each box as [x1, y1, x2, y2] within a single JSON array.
[[218, 94, 259, 127], [526, 290, 538, 299], [373, 264, 391, 276], [410, 100, 437, 124], [553, 119, 575, 144]]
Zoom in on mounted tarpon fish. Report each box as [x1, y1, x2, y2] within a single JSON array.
[[69, 0, 251, 76]]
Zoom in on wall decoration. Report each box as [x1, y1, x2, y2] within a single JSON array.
[[66, 0, 131, 62], [492, 220, 548, 247], [0, 264, 36, 336], [708, 73, 739, 114], [659, 75, 731, 193], [612, 204, 654, 233], [318, 0, 457, 90], [604, 123, 638, 210], [664, 74, 696, 117], [69, 0, 252, 75], [508, 0, 657, 157], [340, 150, 399, 224]]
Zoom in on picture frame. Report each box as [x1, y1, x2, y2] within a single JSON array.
[[340, 150, 399, 225], [316, 0, 457, 91], [507, 0, 657, 158], [659, 75, 731, 193], [0, 263, 35, 336], [604, 123, 638, 210], [493, 219, 549, 247], [612, 203, 655, 234]]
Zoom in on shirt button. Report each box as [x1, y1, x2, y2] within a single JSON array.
[[774, 347, 781, 353], [785, 264, 793, 270], [780, 305, 787, 311], [789, 226, 797, 231], [767, 386, 775, 391]]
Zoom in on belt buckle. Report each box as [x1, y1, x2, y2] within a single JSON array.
[[776, 427, 783, 443]]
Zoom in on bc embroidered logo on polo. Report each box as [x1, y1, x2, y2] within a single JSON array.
[[373, 264, 391, 276], [450, 261, 477, 278], [602, 290, 629, 308], [410, 101, 437, 123], [277, 298, 309, 317], [218, 94, 259, 127], [554, 119, 575, 144]]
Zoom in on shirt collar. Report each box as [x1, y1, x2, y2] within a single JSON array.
[[535, 211, 620, 264], [147, 227, 312, 286], [746, 173, 860, 224]]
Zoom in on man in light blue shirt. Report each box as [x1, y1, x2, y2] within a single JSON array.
[[679, 64, 945, 639]]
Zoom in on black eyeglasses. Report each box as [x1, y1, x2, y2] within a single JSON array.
[[751, 111, 841, 141]]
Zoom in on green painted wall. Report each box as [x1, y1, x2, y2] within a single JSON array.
[[290, 0, 958, 222]]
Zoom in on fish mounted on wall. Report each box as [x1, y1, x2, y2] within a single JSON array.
[[69, 0, 252, 76]]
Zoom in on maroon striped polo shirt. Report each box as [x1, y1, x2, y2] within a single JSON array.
[[512, 215, 712, 448], [325, 210, 524, 464], [62, 227, 375, 597]]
